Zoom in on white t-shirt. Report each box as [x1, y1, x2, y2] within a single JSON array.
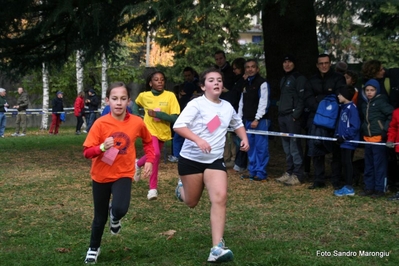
[[173, 95, 244, 163]]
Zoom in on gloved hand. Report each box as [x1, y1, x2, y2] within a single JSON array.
[[336, 136, 345, 144], [386, 142, 395, 148]]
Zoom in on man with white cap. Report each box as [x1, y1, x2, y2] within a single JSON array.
[[0, 88, 9, 137]]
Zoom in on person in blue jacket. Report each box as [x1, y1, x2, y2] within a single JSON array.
[[333, 85, 360, 196]]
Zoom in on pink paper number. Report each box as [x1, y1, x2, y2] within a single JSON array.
[[101, 147, 119, 165], [207, 115, 221, 133]]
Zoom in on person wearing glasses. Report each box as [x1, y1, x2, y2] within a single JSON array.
[[304, 53, 346, 190]]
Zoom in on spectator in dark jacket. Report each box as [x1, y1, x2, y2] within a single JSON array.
[[304, 53, 346, 189], [85, 88, 100, 132], [275, 55, 307, 186], [359, 79, 393, 198]]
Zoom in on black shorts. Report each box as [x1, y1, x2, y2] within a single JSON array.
[[178, 157, 227, 176]]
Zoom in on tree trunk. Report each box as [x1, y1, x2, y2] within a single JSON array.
[[101, 51, 108, 110], [262, 0, 319, 98], [41, 63, 49, 130], [76, 50, 84, 95]]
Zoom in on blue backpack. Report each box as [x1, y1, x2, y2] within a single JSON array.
[[313, 94, 339, 129]]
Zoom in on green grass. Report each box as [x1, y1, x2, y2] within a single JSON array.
[[0, 127, 398, 265]]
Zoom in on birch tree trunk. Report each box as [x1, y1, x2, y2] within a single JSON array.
[[41, 62, 49, 130], [76, 50, 84, 94], [101, 51, 108, 110]]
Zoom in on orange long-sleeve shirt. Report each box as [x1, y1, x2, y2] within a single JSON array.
[[83, 113, 155, 183]]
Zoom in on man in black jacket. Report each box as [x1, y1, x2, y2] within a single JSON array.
[[85, 89, 100, 132], [276, 55, 307, 186], [304, 54, 346, 189]]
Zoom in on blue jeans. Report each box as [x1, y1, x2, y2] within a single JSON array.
[[0, 112, 6, 136], [86, 112, 97, 132]]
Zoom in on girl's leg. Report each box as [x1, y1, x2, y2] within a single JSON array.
[[180, 173, 204, 208], [149, 136, 163, 190], [89, 181, 112, 248], [203, 169, 228, 246], [110, 178, 132, 220]]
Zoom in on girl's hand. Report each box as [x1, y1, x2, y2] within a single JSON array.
[[103, 137, 114, 150], [142, 162, 153, 178], [147, 109, 156, 117], [239, 140, 250, 152], [196, 138, 212, 154]]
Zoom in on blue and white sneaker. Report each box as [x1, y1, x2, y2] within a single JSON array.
[[334, 185, 355, 197], [175, 178, 183, 202], [207, 239, 234, 263]]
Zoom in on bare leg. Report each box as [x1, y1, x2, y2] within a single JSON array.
[[180, 173, 204, 208], [203, 169, 228, 246]]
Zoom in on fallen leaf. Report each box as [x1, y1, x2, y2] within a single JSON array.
[[160, 230, 176, 237], [55, 248, 70, 253]]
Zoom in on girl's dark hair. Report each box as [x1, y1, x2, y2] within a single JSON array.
[[362, 60, 382, 80], [345, 70, 358, 84], [106, 82, 130, 98], [198, 68, 224, 87], [232, 57, 246, 74], [146, 71, 166, 91]]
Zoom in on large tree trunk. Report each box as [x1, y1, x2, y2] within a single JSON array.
[[262, 0, 319, 99]]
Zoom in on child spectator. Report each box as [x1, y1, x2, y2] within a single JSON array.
[[386, 107, 399, 200], [344, 70, 359, 105], [49, 91, 64, 135], [133, 71, 180, 200], [83, 82, 155, 264], [333, 85, 360, 196], [359, 79, 393, 198], [173, 68, 249, 263]]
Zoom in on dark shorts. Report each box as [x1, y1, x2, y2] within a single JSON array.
[[178, 157, 227, 176]]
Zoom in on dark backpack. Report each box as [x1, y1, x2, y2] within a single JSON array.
[[313, 94, 339, 129]]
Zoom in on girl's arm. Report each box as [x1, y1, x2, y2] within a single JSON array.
[[234, 126, 250, 152], [83, 137, 114, 159], [153, 111, 178, 123], [132, 101, 141, 116], [174, 127, 211, 153]]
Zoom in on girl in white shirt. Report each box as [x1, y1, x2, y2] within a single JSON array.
[[173, 68, 249, 263]]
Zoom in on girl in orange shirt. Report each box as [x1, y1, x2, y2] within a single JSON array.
[[82, 82, 155, 264]]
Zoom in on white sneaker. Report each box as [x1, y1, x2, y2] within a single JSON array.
[[84, 247, 101, 264], [147, 189, 158, 200], [175, 178, 183, 202], [207, 239, 234, 263], [19, 133, 26, 137], [82, 130, 87, 133], [133, 159, 141, 182], [11, 132, 19, 137]]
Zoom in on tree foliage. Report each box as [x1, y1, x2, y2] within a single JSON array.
[[0, 0, 151, 76]]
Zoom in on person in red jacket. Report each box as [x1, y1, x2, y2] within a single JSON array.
[[387, 107, 399, 201], [82, 82, 155, 264], [74, 91, 85, 135]]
